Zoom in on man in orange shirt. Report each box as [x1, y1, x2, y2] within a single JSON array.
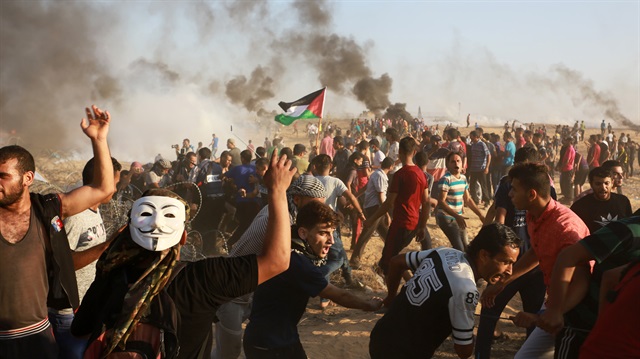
[[482, 163, 590, 359]]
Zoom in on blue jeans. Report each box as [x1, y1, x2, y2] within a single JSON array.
[[213, 295, 253, 359], [475, 268, 546, 359], [320, 225, 351, 281], [436, 214, 468, 251], [48, 309, 88, 359]]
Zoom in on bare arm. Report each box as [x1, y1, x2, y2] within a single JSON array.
[[71, 226, 124, 270], [538, 243, 593, 334], [256, 153, 297, 284], [383, 254, 411, 307], [484, 154, 491, 175], [494, 207, 507, 225], [366, 192, 396, 225], [437, 188, 464, 219], [415, 189, 430, 240], [319, 283, 382, 311], [343, 189, 366, 221], [59, 105, 114, 219], [463, 189, 485, 223], [481, 248, 539, 308]]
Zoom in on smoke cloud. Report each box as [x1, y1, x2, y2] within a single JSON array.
[[353, 74, 392, 114], [225, 66, 275, 113], [551, 64, 639, 132], [0, 2, 119, 149], [383, 103, 413, 122]]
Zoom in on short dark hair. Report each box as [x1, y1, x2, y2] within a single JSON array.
[[198, 147, 212, 160], [514, 146, 539, 164], [255, 157, 269, 168], [296, 200, 341, 230], [255, 147, 266, 158], [279, 147, 293, 160], [82, 157, 122, 186], [0, 145, 35, 174], [348, 151, 364, 165], [414, 151, 429, 167], [293, 144, 306, 156], [399, 136, 417, 155], [333, 136, 343, 146], [601, 160, 622, 171], [588, 166, 612, 184], [385, 128, 399, 141], [466, 223, 522, 260], [240, 150, 253, 163], [356, 140, 369, 152], [369, 138, 380, 147], [445, 151, 462, 164], [311, 154, 332, 171], [508, 162, 550, 198], [381, 157, 394, 169]]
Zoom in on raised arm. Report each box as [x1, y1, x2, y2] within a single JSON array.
[[59, 105, 114, 219], [256, 152, 297, 284]]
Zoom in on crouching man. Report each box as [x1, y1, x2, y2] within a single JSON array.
[[243, 201, 383, 358], [370, 223, 521, 359]]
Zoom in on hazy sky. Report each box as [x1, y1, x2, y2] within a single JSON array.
[[1, 0, 638, 161]]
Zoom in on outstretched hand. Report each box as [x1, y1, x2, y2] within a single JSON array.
[[81, 105, 110, 141], [364, 297, 384, 312], [480, 283, 504, 308], [263, 151, 296, 193], [509, 312, 539, 329]]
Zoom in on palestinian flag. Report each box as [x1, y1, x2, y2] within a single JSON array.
[[274, 87, 326, 126]]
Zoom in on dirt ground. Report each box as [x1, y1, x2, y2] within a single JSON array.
[[32, 123, 640, 358]]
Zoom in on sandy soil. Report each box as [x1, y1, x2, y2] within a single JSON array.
[[32, 124, 640, 359]]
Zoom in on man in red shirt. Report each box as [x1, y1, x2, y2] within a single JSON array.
[[363, 137, 429, 276], [586, 135, 601, 169]]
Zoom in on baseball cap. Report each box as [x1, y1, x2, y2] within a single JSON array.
[[287, 175, 326, 199]]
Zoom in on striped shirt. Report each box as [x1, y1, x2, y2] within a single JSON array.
[[437, 172, 468, 219], [469, 140, 490, 171]]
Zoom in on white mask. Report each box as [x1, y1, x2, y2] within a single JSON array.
[[129, 196, 186, 251]]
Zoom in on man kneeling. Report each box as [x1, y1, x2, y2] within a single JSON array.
[[243, 201, 383, 358], [370, 223, 521, 359]]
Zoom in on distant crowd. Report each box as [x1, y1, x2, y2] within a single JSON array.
[[1, 106, 639, 359]]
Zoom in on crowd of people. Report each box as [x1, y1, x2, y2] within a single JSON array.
[[1, 106, 639, 359]]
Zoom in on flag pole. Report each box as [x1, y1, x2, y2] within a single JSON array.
[[315, 87, 327, 149], [230, 125, 260, 158]]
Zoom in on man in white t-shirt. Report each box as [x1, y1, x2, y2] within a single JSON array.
[[350, 157, 394, 267], [369, 138, 386, 169], [310, 154, 366, 291]]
